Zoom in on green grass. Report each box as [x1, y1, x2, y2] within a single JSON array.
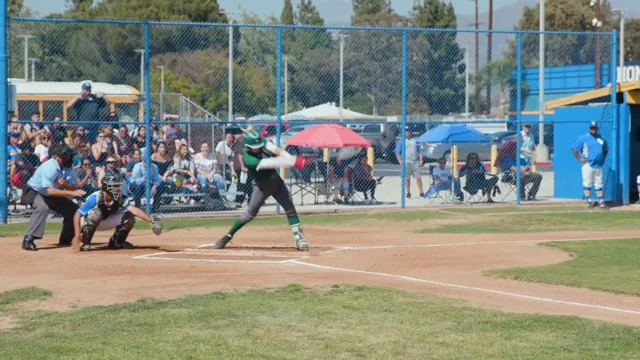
[[0, 209, 448, 237], [442, 205, 588, 215], [486, 239, 640, 297], [418, 211, 640, 233], [0, 285, 639, 359], [0, 287, 52, 307]]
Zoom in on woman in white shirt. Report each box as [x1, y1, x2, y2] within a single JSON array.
[[194, 142, 223, 190], [34, 132, 52, 162]]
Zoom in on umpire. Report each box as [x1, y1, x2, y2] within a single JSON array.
[[21, 145, 86, 251]]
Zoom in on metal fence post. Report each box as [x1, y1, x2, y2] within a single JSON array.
[[0, 3, 7, 223], [276, 26, 283, 215], [144, 22, 152, 215], [400, 29, 408, 209], [611, 29, 619, 205], [516, 32, 523, 205]]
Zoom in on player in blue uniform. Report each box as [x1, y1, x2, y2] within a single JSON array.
[[571, 121, 608, 209], [72, 174, 160, 251]]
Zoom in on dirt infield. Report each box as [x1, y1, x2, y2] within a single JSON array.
[[1, 222, 640, 326]]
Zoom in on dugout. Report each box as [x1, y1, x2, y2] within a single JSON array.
[[544, 81, 640, 205]]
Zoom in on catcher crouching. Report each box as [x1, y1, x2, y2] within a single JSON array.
[[72, 174, 163, 252]]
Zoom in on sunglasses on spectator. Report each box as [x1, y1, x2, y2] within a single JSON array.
[[106, 160, 116, 164], [82, 162, 91, 166]]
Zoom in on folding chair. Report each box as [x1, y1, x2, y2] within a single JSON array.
[[424, 165, 454, 204], [463, 173, 500, 204], [499, 171, 533, 202], [288, 162, 325, 206]]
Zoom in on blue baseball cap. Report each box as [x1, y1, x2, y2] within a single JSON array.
[[9, 130, 20, 137], [81, 82, 92, 90], [589, 121, 598, 128]]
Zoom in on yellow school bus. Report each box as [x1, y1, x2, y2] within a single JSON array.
[[9, 78, 142, 121]]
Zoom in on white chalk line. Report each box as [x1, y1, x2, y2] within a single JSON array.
[[180, 249, 304, 258], [135, 256, 294, 264], [290, 260, 640, 316]]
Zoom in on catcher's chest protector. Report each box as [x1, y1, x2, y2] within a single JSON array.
[[97, 192, 125, 219]]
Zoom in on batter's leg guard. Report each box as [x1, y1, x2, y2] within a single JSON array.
[[108, 211, 136, 249], [291, 223, 308, 251], [81, 208, 103, 251]]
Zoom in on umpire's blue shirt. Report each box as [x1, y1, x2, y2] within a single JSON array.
[[572, 133, 608, 169], [27, 158, 76, 196]]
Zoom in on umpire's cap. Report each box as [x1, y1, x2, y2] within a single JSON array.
[[589, 121, 599, 129]]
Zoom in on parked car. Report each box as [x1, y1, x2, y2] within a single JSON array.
[[355, 123, 428, 164], [260, 124, 290, 139]]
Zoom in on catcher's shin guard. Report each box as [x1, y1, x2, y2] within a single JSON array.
[[108, 211, 136, 249], [81, 208, 103, 246]]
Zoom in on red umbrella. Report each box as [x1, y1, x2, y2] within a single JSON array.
[[284, 124, 371, 148]]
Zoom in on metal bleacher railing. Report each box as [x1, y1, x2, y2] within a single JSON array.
[[0, 16, 618, 222]]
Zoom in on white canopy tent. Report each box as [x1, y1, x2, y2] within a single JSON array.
[[282, 102, 386, 121]]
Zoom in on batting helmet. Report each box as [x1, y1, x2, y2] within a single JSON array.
[[243, 129, 266, 150]]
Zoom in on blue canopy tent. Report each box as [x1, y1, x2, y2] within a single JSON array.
[[416, 124, 491, 143]]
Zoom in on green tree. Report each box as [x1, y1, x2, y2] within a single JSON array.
[[9, 0, 24, 17], [281, 0, 295, 25], [407, 0, 464, 115], [514, 0, 614, 67], [622, 18, 640, 62], [474, 59, 516, 117], [352, 0, 392, 17]]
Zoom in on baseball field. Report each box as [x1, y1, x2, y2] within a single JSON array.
[[1, 204, 640, 359]]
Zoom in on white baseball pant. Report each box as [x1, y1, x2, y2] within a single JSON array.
[[81, 208, 127, 231], [582, 163, 603, 189]]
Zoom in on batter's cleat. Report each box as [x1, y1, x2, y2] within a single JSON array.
[[22, 236, 37, 251], [215, 234, 233, 249], [296, 238, 309, 251]]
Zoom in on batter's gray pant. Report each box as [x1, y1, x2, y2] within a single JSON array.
[[240, 176, 297, 225], [25, 193, 78, 244]]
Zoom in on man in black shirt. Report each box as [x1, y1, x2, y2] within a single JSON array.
[[50, 116, 68, 145], [66, 82, 109, 138]]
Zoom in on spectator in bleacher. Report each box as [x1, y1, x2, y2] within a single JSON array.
[[329, 157, 351, 204], [66, 125, 91, 148], [150, 123, 163, 142], [169, 144, 197, 188], [90, 125, 118, 166], [50, 116, 68, 145], [215, 133, 236, 182], [23, 112, 49, 145], [133, 125, 146, 151], [34, 132, 52, 162], [75, 158, 98, 199], [11, 142, 39, 189], [459, 152, 499, 203], [8, 114, 22, 141], [72, 145, 90, 169], [106, 111, 119, 129], [194, 142, 223, 190], [8, 131, 22, 162], [151, 141, 172, 179], [116, 125, 134, 167], [130, 158, 167, 213], [349, 156, 377, 203], [66, 82, 109, 136], [162, 115, 186, 144], [96, 155, 124, 187], [423, 157, 464, 202], [127, 149, 142, 175]]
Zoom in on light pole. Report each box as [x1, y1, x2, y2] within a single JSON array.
[[467, 0, 482, 115], [134, 49, 145, 94], [284, 56, 288, 114], [156, 66, 165, 120], [28, 58, 39, 81], [613, 9, 626, 82], [461, 47, 470, 118], [16, 34, 35, 81], [537, 0, 549, 162], [339, 34, 349, 121], [367, 93, 376, 115], [219, 10, 236, 121]]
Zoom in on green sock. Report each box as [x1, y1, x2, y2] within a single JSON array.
[[287, 216, 303, 242], [227, 219, 246, 237], [287, 215, 300, 226]]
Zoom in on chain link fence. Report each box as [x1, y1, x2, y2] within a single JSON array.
[[2, 18, 619, 222]]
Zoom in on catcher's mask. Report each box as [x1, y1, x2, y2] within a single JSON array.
[[102, 174, 123, 202]]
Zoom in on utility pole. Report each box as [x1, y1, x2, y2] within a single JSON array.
[[613, 9, 625, 82], [134, 49, 145, 94], [537, 0, 549, 162], [463, 48, 470, 118], [28, 58, 39, 81], [467, 0, 482, 115], [228, 15, 233, 122], [595, 0, 601, 88], [339, 34, 349, 121], [487, 0, 493, 115], [156, 66, 165, 120], [16, 35, 35, 81], [284, 56, 288, 114]]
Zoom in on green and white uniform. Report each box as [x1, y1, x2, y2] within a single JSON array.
[[222, 131, 307, 250]]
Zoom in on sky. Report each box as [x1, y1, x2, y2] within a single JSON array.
[[24, 0, 637, 23]]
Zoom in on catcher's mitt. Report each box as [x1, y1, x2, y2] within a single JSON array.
[[150, 213, 165, 236]]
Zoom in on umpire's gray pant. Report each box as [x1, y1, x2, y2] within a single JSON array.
[[240, 175, 297, 224], [25, 193, 78, 244]]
